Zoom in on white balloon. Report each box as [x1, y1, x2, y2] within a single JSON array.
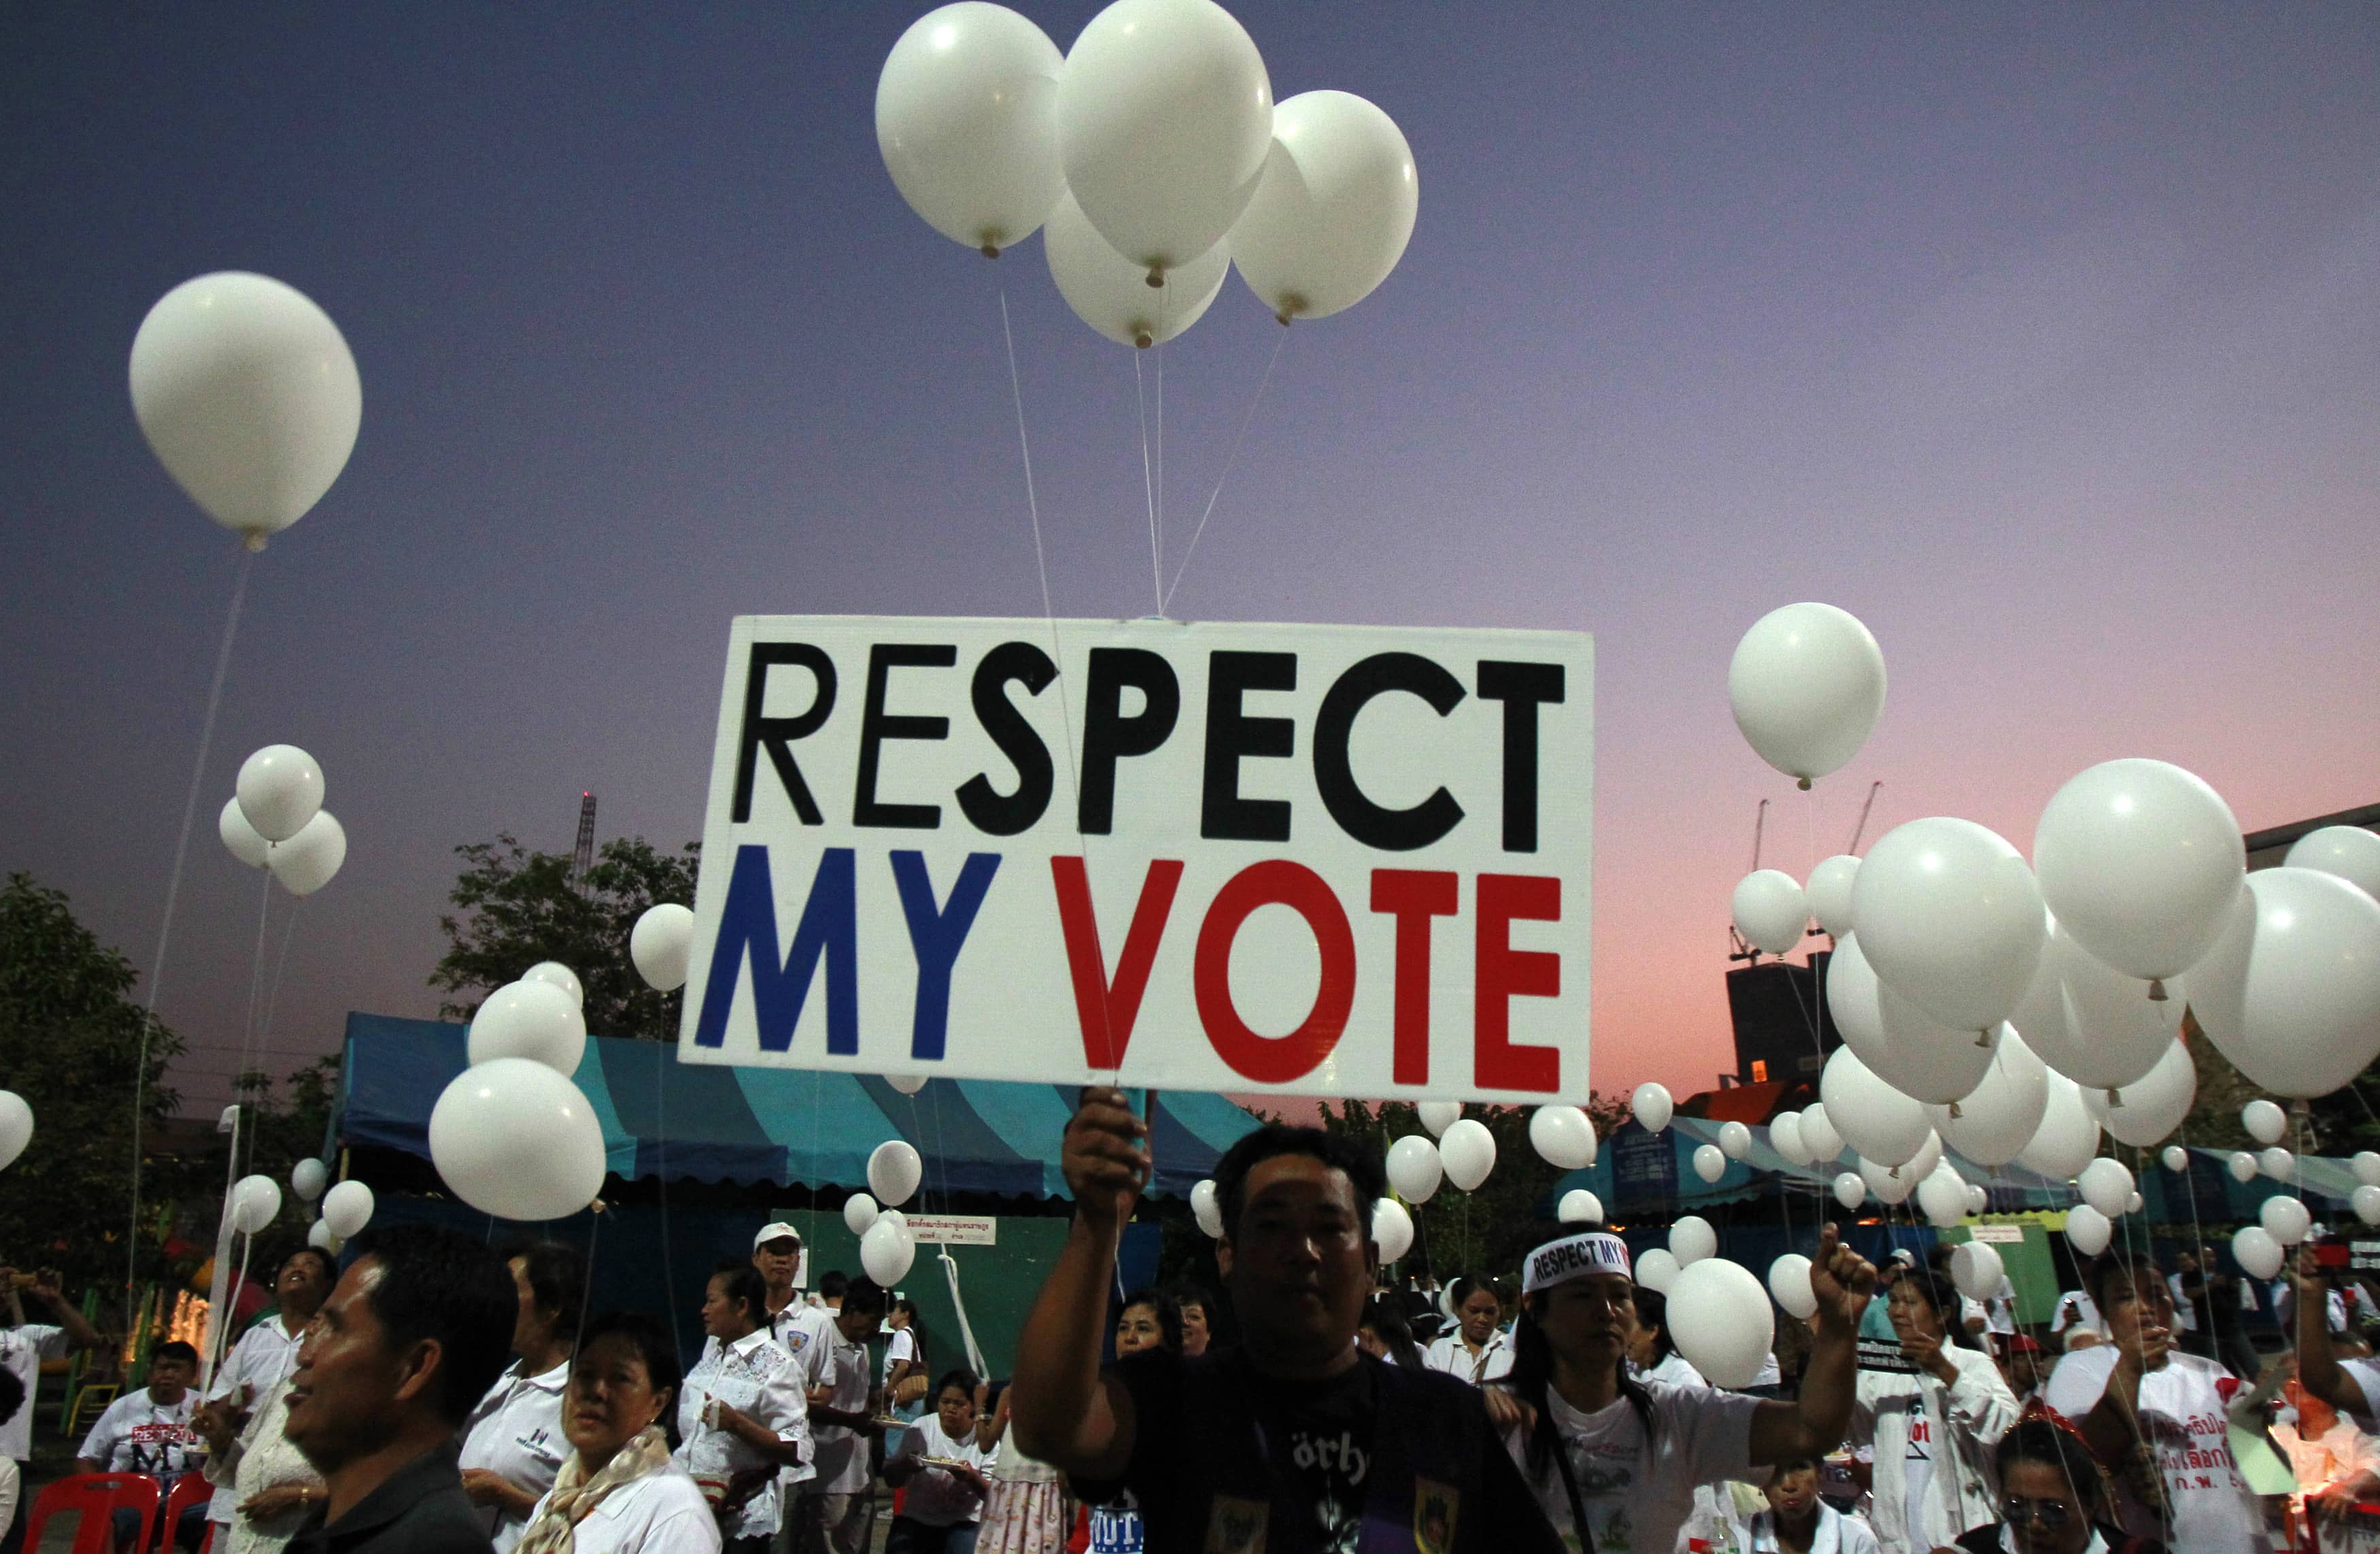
[[1727, 602, 1886, 786], [1828, 933, 1999, 1104], [1833, 1172, 1866, 1210], [1950, 1241, 2005, 1305], [1227, 90, 1416, 322], [2358, 1153, 2380, 1188], [1716, 1121, 1752, 1162], [2078, 1158, 2135, 1219], [1044, 190, 1229, 348], [0, 1094, 31, 1172], [2161, 1145, 2189, 1173], [2249, 1203, 2292, 1247], [1057, 0, 1272, 272], [522, 962, 583, 1009], [1372, 1198, 1414, 1263], [2259, 1147, 2296, 1183], [1799, 1105, 1845, 1164], [2064, 1204, 2111, 1256], [2228, 1151, 2259, 1183], [321, 1179, 374, 1238], [1769, 1253, 1818, 1319], [1924, 1028, 2048, 1167], [1418, 1102, 1463, 1138], [2288, 827, 2380, 903], [219, 797, 272, 869], [1917, 1166, 1971, 1228], [1820, 1047, 1932, 1166], [885, 1075, 930, 1096], [1671, 1217, 1717, 1268], [290, 1158, 327, 1202], [2035, 758, 2245, 985], [1440, 1118, 1496, 1193], [861, 1217, 917, 1286], [1667, 1258, 1777, 1389], [2242, 1099, 2288, 1145], [2356, 1185, 2380, 1227], [1732, 870, 1810, 957], [2016, 1071, 2102, 1181], [1635, 1248, 1680, 1294], [129, 272, 362, 543], [2126, 1192, 2143, 1215], [1967, 1185, 1989, 1216], [268, 810, 346, 898], [2232, 1225, 2284, 1281], [845, 1192, 881, 1236], [1860, 1152, 1918, 1206], [1529, 1105, 1598, 1170], [2011, 915, 2176, 1090], [307, 1219, 334, 1251], [236, 745, 325, 844], [630, 904, 696, 992], [1558, 1189, 1604, 1224], [881, 1209, 908, 1237], [877, 3, 1064, 254], [1191, 1179, 1223, 1238], [1769, 1112, 1809, 1168], [1693, 1144, 1727, 1184], [1386, 1136, 1443, 1204], [1852, 818, 2045, 1034], [2180, 868, 2380, 1098], [869, 1140, 925, 1207], [2096, 1039, 2195, 1149], [231, 1174, 282, 1235], [1631, 1084, 1673, 1135], [428, 1059, 606, 1221], [468, 979, 588, 1075], [1807, 856, 1862, 936]]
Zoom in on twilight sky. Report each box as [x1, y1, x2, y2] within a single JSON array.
[[3, 3, 2376, 1119]]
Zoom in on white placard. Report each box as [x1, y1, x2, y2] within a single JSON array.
[[679, 616, 1593, 1102], [905, 1214, 998, 1246], [1970, 1225, 2026, 1245]]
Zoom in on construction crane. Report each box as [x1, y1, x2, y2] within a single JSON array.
[[573, 792, 596, 894]]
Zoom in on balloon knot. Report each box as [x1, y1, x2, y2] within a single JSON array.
[[1144, 266, 1166, 289], [979, 242, 1002, 259], [1134, 332, 1153, 350], [1797, 777, 1813, 791], [241, 529, 269, 553], [1949, 1102, 1963, 1119], [1973, 1028, 1992, 1047], [2107, 1087, 2124, 1109], [2147, 979, 2168, 1002]]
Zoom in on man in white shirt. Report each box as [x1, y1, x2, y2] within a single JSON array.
[[752, 1222, 809, 1325], [80, 1340, 209, 1550], [194, 1245, 335, 1549], [756, 1224, 836, 1554], [792, 1277, 887, 1554], [0, 1263, 103, 1554]]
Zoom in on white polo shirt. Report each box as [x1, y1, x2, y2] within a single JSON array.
[[1422, 1330, 1514, 1385], [205, 1313, 307, 1524], [809, 1324, 874, 1495], [460, 1359, 571, 1553], [0, 1325, 67, 1462]]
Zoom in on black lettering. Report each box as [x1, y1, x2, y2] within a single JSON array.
[[853, 643, 955, 829], [1476, 660, 1565, 852], [1312, 652, 1465, 851], [955, 641, 1057, 837], [731, 643, 836, 824], [1201, 650, 1297, 842], [1077, 648, 1180, 834]]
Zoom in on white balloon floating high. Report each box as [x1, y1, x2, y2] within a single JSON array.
[[2242, 1099, 2288, 1146], [844, 1192, 881, 1237], [1717, 1121, 1752, 1161], [231, 1174, 282, 1235], [1851, 817, 2045, 1035], [885, 1074, 930, 1097], [1372, 1198, 1414, 1263], [2358, 1153, 2380, 1189], [2288, 826, 2380, 902], [2356, 1185, 2380, 1228], [1917, 1167, 1971, 1229], [1924, 1028, 2047, 1167], [2259, 1147, 2296, 1183], [0, 1093, 31, 1172], [861, 1216, 917, 1286], [1191, 1179, 1223, 1238], [2091, 1038, 2195, 1149], [290, 1157, 327, 1202], [1439, 1118, 1496, 1193], [2013, 915, 2175, 1090], [1558, 1189, 1603, 1224], [2181, 868, 2380, 1098], [1528, 1105, 1597, 1170], [2162, 1145, 2190, 1173], [1418, 1102, 1463, 1138], [522, 962, 584, 1009], [1769, 1111, 1809, 1168], [321, 1179, 374, 1238], [1671, 1215, 1716, 1265], [467, 979, 588, 1075], [1693, 1144, 1727, 1184], [1799, 1105, 1845, 1164], [1967, 1184, 1989, 1216], [2016, 1072, 2101, 1182], [1950, 1240, 2005, 1304], [1057, 0, 1273, 277], [1227, 90, 1417, 323], [2077, 1158, 2134, 1219], [630, 903, 696, 992], [1860, 1154, 1916, 1206], [2064, 1204, 2111, 1257], [876, 3, 1065, 256], [219, 797, 272, 869], [1727, 603, 1886, 788], [428, 1059, 607, 1222], [1631, 1084, 1673, 1135], [236, 745, 325, 844], [129, 272, 363, 547], [1806, 855, 1861, 937], [2261, 1195, 2311, 1247], [1043, 189, 1231, 348], [1635, 1248, 1680, 1294], [2228, 1151, 2259, 1183], [1732, 871, 1809, 957], [1826, 933, 1999, 1104], [2034, 758, 2245, 994], [2232, 1224, 2284, 1281], [1668, 1258, 1776, 1389], [1769, 1253, 1818, 1319], [307, 1219, 334, 1251], [268, 811, 346, 898], [1385, 1135, 1442, 1204], [868, 1140, 925, 1208], [1833, 1172, 1866, 1210], [1819, 1047, 1932, 1167]]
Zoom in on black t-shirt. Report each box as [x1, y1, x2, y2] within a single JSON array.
[[1092, 1347, 1562, 1554]]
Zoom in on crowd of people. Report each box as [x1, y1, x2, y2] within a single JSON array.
[[7, 1098, 2380, 1554]]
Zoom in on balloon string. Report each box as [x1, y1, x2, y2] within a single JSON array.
[[256, 899, 302, 1049], [129, 544, 254, 1332], [239, 868, 274, 1090], [1162, 326, 1289, 616], [1133, 349, 1160, 616], [1155, 288, 1167, 601]]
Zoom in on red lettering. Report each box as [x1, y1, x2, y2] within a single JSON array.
[[1050, 856, 1185, 1069], [1476, 873, 1561, 1091], [1370, 870, 1458, 1086], [1193, 861, 1356, 1083]]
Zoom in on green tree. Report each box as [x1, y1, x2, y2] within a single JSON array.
[[432, 834, 699, 1040], [0, 873, 188, 1291]]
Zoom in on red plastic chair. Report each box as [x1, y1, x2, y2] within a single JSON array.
[[163, 1474, 216, 1551], [24, 1472, 162, 1554]]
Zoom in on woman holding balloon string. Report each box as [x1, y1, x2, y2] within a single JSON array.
[[1848, 1262, 2018, 1552]]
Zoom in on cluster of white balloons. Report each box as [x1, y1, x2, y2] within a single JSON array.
[[878, 0, 1417, 347], [848, 1141, 925, 1285], [218, 745, 347, 897], [430, 963, 607, 1222], [307, 1177, 373, 1250]]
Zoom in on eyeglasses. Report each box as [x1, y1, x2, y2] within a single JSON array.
[[2001, 1496, 2075, 1529]]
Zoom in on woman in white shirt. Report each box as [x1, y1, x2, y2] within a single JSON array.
[[1850, 1264, 2018, 1553], [1423, 1275, 1513, 1384], [461, 1240, 583, 1552], [884, 1368, 993, 1553], [517, 1312, 719, 1554], [886, 1298, 928, 1421], [678, 1262, 812, 1553]]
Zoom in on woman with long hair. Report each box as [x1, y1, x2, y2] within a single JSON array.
[[1359, 1297, 1427, 1371], [461, 1240, 585, 1552], [1851, 1262, 2018, 1552], [517, 1312, 719, 1554], [887, 1297, 930, 1421], [1495, 1224, 1877, 1550]]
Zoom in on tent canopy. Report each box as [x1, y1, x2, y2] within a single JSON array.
[[337, 1013, 1261, 1199]]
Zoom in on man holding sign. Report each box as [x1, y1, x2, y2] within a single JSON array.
[[1010, 1090, 1565, 1554]]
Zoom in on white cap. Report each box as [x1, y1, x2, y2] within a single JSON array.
[[753, 1221, 802, 1251]]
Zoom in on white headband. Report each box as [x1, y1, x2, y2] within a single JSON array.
[[1523, 1232, 1632, 1294]]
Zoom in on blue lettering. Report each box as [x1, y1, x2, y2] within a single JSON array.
[[694, 844, 859, 1054], [890, 851, 1000, 1061]]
